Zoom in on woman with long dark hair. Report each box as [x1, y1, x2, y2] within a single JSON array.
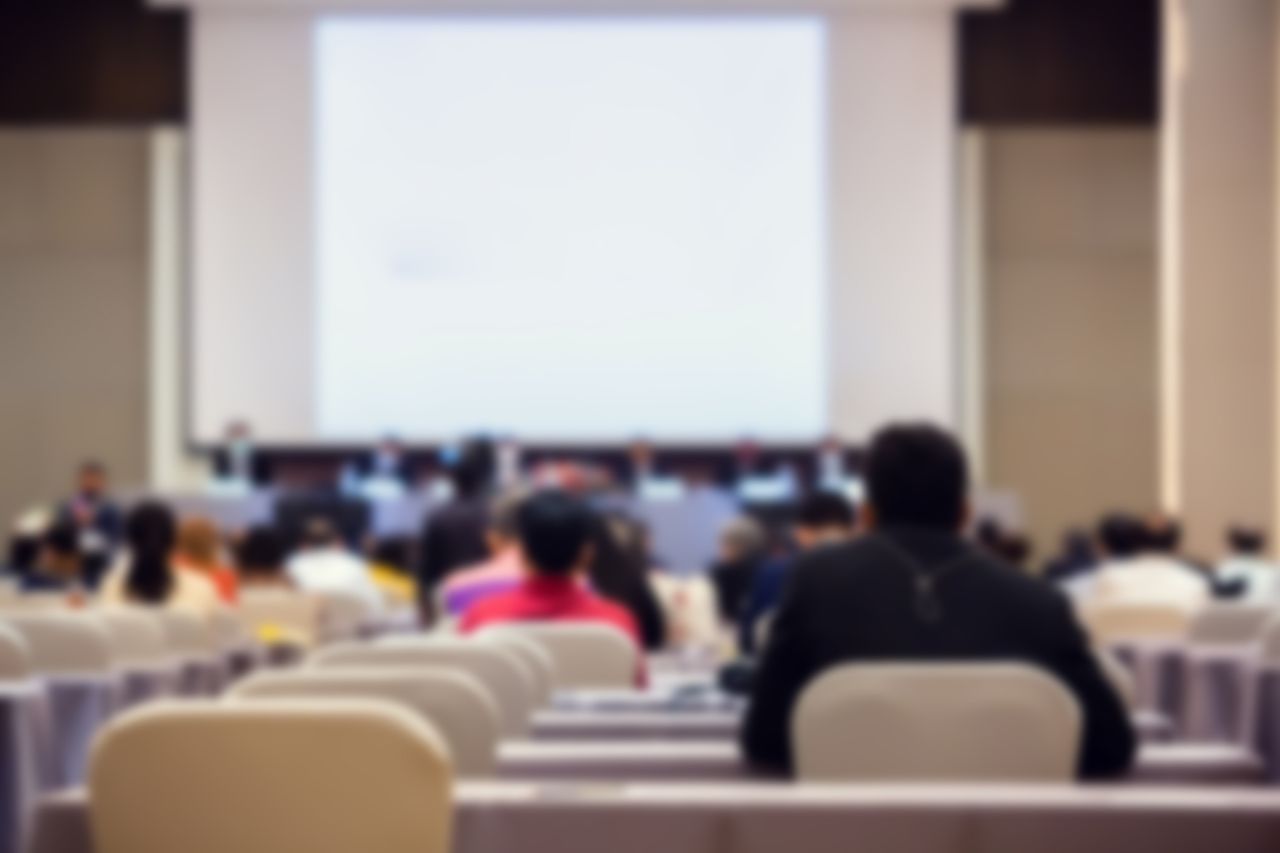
[[99, 502, 219, 612], [588, 514, 666, 650]]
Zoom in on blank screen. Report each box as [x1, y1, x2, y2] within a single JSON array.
[[315, 17, 828, 442]]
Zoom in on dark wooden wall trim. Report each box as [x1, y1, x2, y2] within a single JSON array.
[[0, 0, 1156, 125]]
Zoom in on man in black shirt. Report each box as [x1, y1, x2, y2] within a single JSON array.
[[741, 423, 1136, 780]]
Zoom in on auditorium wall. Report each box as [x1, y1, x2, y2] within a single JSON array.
[[0, 130, 152, 526], [978, 128, 1159, 554]]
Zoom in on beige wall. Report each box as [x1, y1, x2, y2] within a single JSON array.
[[0, 130, 151, 528], [980, 129, 1159, 555]]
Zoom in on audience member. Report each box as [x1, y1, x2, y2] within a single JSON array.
[[19, 520, 87, 595], [56, 460, 122, 583], [1042, 528, 1097, 584], [235, 526, 292, 589], [175, 517, 238, 604], [1091, 512, 1209, 609], [738, 490, 857, 655], [709, 515, 768, 623], [417, 437, 497, 614], [589, 514, 667, 651], [99, 502, 221, 612], [286, 518, 384, 613], [210, 420, 273, 486], [1215, 526, 1278, 601], [440, 489, 527, 617], [353, 434, 417, 488], [461, 491, 646, 683], [741, 423, 1135, 780]]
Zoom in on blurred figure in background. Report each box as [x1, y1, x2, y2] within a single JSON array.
[[175, 517, 238, 604], [287, 518, 384, 613], [20, 520, 87, 596], [738, 490, 857, 655], [709, 515, 768, 624], [591, 514, 666, 651], [461, 491, 646, 684], [1091, 512, 1208, 609], [56, 460, 122, 584], [1042, 528, 1097, 585], [417, 437, 497, 617], [440, 489, 527, 617], [353, 434, 417, 490], [236, 526, 292, 590], [211, 420, 273, 487], [741, 423, 1135, 780], [1144, 511, 1210, 574], [100, 502, 220, 613], [1215, 526, 1278, 601]]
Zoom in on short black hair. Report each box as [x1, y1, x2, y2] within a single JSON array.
[[1098, 513, 1145, 558], [865, 423, 968, 529], [517, 491, 594, 577], [795, 491, 856, 530], [237, 526, 286, 576], [1145, 515, 1182, 554], [452, 437, 496, 498], [1228, 526, 1266, 555]]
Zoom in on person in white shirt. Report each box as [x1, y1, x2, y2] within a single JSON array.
[[1091, 513, 1209, 610], [285, 518, 384, 614], [1216, 526, 1279, 601]]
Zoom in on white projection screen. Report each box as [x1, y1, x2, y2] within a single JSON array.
[[191, 7, 960, 445]]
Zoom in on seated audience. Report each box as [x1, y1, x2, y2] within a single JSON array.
[[741, 423, 1136, 780], [461, 491, 646, 682], [175, 517, 238, 604], [286, 518, 385, 613], [1091, 512, 1209, 609], [210, 419, 273, 486], [709, 515, 768, 623], [417, 437, 497, 615], [1042, 528, 1097, 585], [56, 460, 122, 584], [589, 514, 667, 651], [19, 520, 88, 595], [236, 526, 292, 589], [738, 490, 857, 655], [99, 502, 221, 612], [1215, 526, 1278, 601], [440, 490, 526, 616]]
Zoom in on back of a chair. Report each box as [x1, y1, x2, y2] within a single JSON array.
[[1095, 648, 1137, 709], [228, 668, 501, 776], [0, 592, 68, 613], [1260, 617, 1280, 665], [237, 588, 325, 646], [1081, 601, 1194, 645], [92, 609, 169, 666], [310, 639, 534, 736], [1, 613, 113, 674], [316, 590, 376, 641], [90, 701, 453, 853], [1188, 603, 1276, 646], [154, 609, 214, 658], [471, 632, 556, 705], [793, 664, 1082, 782], [0, 621, 31, 679], [209, 606, 252, 653], [484, 623, 637, 689]]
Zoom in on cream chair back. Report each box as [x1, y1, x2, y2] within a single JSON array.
[[90, 700, 453, 853], [483, 623, 637, 689], [793, 663, 1081, 782], [228, 668, 501, 776], [0, 613, 113, 674]]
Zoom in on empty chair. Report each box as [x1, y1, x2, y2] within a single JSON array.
[[316, 589, 378, 642], [1080, 601, 1194, 645], [1188, 603, 1276, 646], [90, 701, 453, 853], [228, 668, 502, 776], [470, 632, 556, 706], [310, 639, 534, 736], [237, 588, 325, 648], [90, 609, 179, 707], [792, 664, 1081, 782], [0, 592, 68, 613], [0, 624, 35, 853], [0, 622, 30, 680], [209, 607, 258, 681], [0, 613, 112, 675], [483, 623, 637, 689], [154, 610, 224, 696]]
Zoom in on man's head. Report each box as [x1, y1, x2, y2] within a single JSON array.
[[516, 491, 596, 578], [1144, 512, 1182, 555], [77, 461, 107, 499], [452, 437, 496, 499], [379, 434, 403, 457], [1097, 513, 1145, 559], [1228, 525, 1267, 556], [301, 517, 341, 551], [718, 515, 766, 563], [237, 526, 286, 579], [793, 491, 856, 550], [225, 420, 252, 444], [863, 423, 969, 531]]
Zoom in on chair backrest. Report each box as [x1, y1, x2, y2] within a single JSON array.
[[482, 623, 637, 689], [92, 608, 169, 665], [1188, 602, 1276, 646], [1260, 616, 1280, 665], [649, 574, 720, 650], [90, 700, 453, 853], [0, 592, 68, 613], [1079, 601, 1195, 644], [237, 588, 325, 646], [0, 613, 113, 674], [792, 663, 1082, 782], [228, 668, 501, 776], [209, 606, 252, 653], [154, 609, 215, 657], [470, 632, 556, 705], [309, 639, 534, 736], [0, 621, 31, 679], [316, 589, 376, 642]]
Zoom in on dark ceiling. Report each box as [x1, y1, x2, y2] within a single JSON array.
[[0, 0, 1157, 124]]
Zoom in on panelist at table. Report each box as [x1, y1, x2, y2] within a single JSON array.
[[350, 434, 418, 490], [209, 420, 273, 488]]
